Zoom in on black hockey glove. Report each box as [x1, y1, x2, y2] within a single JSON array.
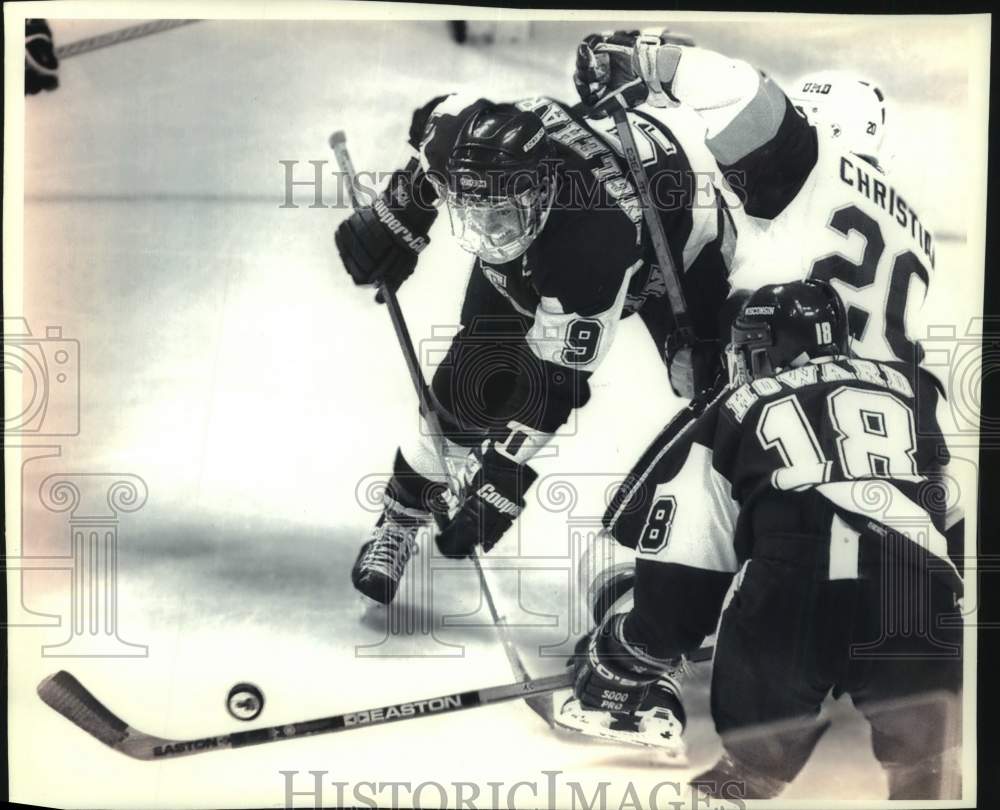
[[435, 447, 537, 558], [571, 614, 663, 714], [335, 163, 438, 303], [575, 31, 647, 116], [575, 30, 682, 117], [25, 19, 59, 95]]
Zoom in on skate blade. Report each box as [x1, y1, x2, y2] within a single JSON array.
[[551, 690, 688, 764], [356, 591, 391, 609]]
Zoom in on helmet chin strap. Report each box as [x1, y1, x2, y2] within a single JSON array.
[[785, 350, 813, 370], [539, 176, 557, 230], [766, 350, 811, 378]]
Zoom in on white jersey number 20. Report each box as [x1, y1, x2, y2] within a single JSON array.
[[810, 204, 929, 366]]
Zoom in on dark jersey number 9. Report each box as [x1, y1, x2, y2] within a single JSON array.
[[561, 318, 603, 365]]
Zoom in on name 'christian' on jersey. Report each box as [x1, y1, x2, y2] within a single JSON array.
[[606, 354, 960, 661], [650, 46, 937, 370], [410, 93, 734, 377], [730, 115, 935, 369]]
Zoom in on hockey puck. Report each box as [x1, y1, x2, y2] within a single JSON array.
[[226, 682, 264, 721]]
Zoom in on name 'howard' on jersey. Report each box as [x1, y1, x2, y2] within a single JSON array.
[[605, 353, 960, 661]]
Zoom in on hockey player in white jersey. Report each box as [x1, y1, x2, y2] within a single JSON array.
[[788, 70, 889, 170], [574, 31, 936, 371]]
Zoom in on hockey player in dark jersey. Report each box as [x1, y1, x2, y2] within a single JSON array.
[[335, 93, 735, 606], [569, 279, 962, 799]]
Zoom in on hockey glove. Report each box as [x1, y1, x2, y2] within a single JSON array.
[[574, 30, 672, 116], [571, 613, 669, 714], [25, 19, 59, 95], [335, 162, 438, 303], [667, 338, 724, 400], [435, 447, 537, 558]]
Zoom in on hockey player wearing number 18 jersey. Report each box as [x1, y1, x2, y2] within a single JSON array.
[[571, 279, 962, 799]]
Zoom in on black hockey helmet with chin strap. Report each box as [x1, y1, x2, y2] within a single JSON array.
[[443, 104, 556, 264], [727, 279, 849, 386]]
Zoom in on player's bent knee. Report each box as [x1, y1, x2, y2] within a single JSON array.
[[578, 531, 636, 624]]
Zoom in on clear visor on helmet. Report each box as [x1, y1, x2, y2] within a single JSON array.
[[445, 181, 553, 264]]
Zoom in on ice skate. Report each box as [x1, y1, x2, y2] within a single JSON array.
[[552, 676, 688, 763], [351, 497, 430, 605]]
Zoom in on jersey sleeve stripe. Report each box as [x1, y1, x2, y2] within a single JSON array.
[[705, 75, 788, 166], [605, 389, 730, 533], [525, 259, 641, 372], [636, 443, 740, 573], [816, 480, 962, 590], [828, 513, 861, 580]]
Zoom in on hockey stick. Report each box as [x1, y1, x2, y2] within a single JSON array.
[[610, 108, 695, 349], [54, 20, 199, 60], [37, 668, 572, 761], [329, 131, 439, 427], [329, 131, 554, 726]]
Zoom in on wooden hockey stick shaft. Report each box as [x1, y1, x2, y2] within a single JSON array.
[[329, 131, 455, 464], [54, 20, 200, 60], [329, 131, 553, 725], [610, 108, 694, 343], [37, 669, 572, 761]]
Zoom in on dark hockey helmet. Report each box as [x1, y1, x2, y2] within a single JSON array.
[[726, 279, 849, 386], [444, 103, 556, 263]]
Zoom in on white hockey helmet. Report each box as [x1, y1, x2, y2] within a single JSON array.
[[789, 71, 887, 164]]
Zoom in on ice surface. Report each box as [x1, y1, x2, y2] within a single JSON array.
[[11, 18, 976, 807]]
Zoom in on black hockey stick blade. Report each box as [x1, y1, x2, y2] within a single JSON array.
[[38, 669, 574, 761], [38, 670, 131, 747]]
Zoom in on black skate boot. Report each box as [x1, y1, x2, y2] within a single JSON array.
[[351, 496, 432, 605], [554, 550, 689, 760], [553, 673, 688, 761]]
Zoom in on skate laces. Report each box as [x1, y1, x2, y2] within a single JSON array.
[[361, 516, 421, 580]]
